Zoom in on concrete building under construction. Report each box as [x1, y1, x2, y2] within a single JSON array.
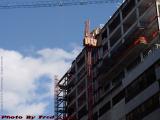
[[55, 0, 160, 120]]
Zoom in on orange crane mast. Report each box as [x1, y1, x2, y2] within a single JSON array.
[[84, 19, 98, 120]]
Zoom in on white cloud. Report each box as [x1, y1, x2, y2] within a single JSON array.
[[0, 47, 82, 116]]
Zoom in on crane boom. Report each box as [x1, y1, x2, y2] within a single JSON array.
[[0, 0, 123, 9]]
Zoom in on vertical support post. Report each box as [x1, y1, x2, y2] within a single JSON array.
[[87, 47, 93, 120]]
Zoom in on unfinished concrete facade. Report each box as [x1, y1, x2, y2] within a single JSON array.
[[55, 0, 160, 120]]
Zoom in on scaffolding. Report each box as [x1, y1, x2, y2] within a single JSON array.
[[54, 74, 68, 120]]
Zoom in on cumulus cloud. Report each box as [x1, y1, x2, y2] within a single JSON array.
[[0, 47, 81, 116]]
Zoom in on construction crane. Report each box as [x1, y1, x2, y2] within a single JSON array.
[[0, 0, 123, 9], [83, 20, 99, 120]]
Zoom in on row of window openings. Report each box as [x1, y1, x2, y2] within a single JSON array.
[[126, 92, 160, 120], [80, 88, 159, 120], [98, 59, 159, 107], [69, 63, 125, 99], [69, 54, 158, 116], [94, 88, 158, 120], [71, 64, 158, 119], [110, 50, 154, 86], [95, 65, 157, 118], [94, 89, 159, 120], [102, 55, 141, 92], [101, 0, 136, 39], [75, 54, 156, 106], [93, 90, 125, 119], [102, 23, 158, 59], [101, 1, 155, 48], [105, 36, 158, 85]]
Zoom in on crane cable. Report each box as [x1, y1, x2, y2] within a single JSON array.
[[0, 0, 123, 9]]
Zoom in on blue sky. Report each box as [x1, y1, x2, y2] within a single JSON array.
[[0, 1, 119, 119], [0, 3, 118, 52]]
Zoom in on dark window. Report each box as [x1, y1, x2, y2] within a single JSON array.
[[109, 14, 120, 33], [102, 29, 108, 40], [93, 112, 98, 120], [112, 71, 124, 87], [127, 56, 141, 72], [104, 82, 111, 92], [78, 106, 87, 119], [99, 101, 111, 117], [68, 91, 76, 103], [68, 104, 76, 116], [77, 66, 86, 81], [126, 66, 156, 102], [109, 28, 121, 47], [77, 55, 85, 69], [145, 67, 156, 85], [78, 92, 86, 108], [68, 108, 74, 116], [122, 0, 135, 18], [112, 89, 125, 106], [126, 79, 139, 102], [103, 42, 108, 54], [126, 92, 160, 120], [77, 80, 85, 94]]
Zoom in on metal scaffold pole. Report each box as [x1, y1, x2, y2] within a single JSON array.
[[54, 74, 68, 120]]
